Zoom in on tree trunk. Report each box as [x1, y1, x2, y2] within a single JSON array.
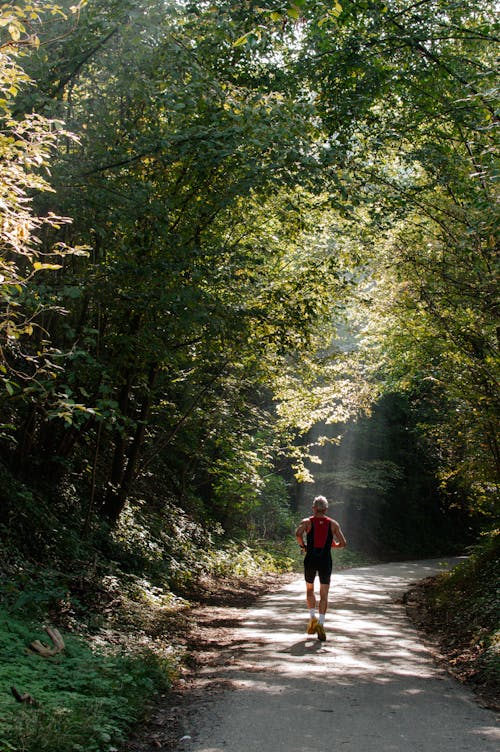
[[101, 374, 134, 523], [113, 365, 158, 516]]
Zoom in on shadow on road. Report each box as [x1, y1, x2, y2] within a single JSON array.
[[183, 560, 498, 752]]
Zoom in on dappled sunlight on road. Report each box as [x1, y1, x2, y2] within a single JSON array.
[[213, 563, 449, 682], [184, 560, 498, 752]]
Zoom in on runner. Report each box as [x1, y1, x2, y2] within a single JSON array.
[[295, 495, 347, 640]]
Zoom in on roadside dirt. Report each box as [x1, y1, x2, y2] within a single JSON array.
[[122, 573, 295, 752], [402, 576, 499, 712], [122, 567, 498, 752]]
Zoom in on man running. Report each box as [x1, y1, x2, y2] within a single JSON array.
[[295, 495, 347, 641]]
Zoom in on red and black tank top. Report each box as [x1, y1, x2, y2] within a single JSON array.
[[306, 516, 333, 554]]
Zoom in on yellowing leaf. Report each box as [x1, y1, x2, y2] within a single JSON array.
[[33, 262, 63, 271], [8, 23, 21, 41], [233, 32, 251, 47]]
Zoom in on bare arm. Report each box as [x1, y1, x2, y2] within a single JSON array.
[[295, 518, 311, 549], [331, 519, 347, 548]]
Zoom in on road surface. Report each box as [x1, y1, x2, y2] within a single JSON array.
[[178, 559, 499, 752]]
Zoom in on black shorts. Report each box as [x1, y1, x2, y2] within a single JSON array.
[[304, 552, 332, 585]]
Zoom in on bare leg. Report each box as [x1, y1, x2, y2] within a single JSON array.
[[306, 582, 316, 610], [318, 583, 330, 617]]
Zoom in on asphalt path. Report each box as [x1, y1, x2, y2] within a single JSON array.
[[179, 559, 499, 752]]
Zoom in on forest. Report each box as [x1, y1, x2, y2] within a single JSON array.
[[0, 1, 498, 750]]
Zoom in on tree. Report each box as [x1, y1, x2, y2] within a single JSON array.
[[298, 0, 499, 518], [4, 0, 362, 527], [4, 0, 496, 542], [0, 2, 86, 443]]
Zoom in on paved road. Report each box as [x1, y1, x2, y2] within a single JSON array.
[[180, 560, 499, 752]]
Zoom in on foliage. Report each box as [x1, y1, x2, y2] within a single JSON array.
[[289, 0, 499, 521], [0, 6, 497, 752], [203, 540, 293, 578], [110, 493, 296, 590], [244, 474, 296, 539], [0, 0, 495, 546], [434, 533, 500, 633], [0, 610, 177, 752], [421, 531, 499, 691], [0, 0, 368, 534], [0, 4, 498, 746], [0, 2, 89, 426]]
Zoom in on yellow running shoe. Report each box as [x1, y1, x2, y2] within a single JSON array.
[[306, 617, 319, 634], [316, 623, 326, 641]]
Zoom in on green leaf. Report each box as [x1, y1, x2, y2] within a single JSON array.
[[233, 32, 252, 47]]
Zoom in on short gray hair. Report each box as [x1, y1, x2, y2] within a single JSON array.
[[313, 495, 328, 511]]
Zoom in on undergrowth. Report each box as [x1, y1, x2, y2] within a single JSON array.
[[0, 501, 302, 752], [421, 531, 499, 695], [0, 471, 388, 752], [0, 611, 178, 752]]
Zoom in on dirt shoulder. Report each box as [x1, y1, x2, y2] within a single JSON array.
[[403, 576, 499, 712], [121, 573, 295, 752]]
